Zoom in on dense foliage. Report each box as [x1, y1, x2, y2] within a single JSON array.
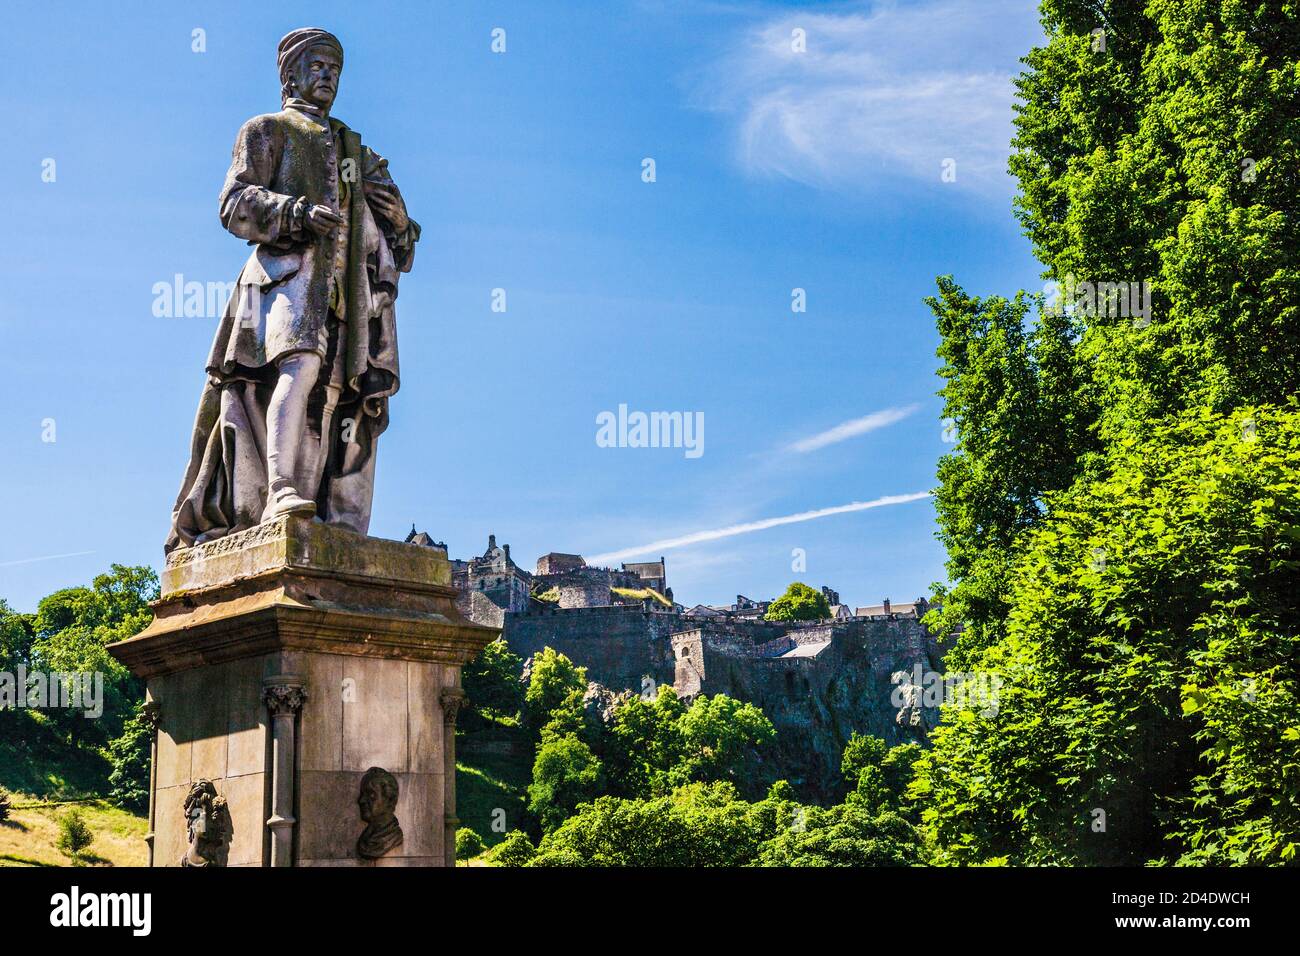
[[499, 645, 925, 866], [520, 651, 778, 832], [506, 729, 925, 867], [107, 700, 155, 813], [0, 566, 156, 802], [918, 0, 1300, 865], [461, 637, 525, 720], [523, 646, 588, 732]]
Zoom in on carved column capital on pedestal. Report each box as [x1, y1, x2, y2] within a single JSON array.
[[440, 687, 468, 726], [262, 678, 307, 716]]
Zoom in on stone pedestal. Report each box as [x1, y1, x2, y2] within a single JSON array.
[[109, 515, 498, 867]]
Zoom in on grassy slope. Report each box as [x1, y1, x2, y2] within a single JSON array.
[[0, 715, 149, 866], [0, 797, 148, 867], [455, 713, 532, 848], [0, 719, 115, 799]]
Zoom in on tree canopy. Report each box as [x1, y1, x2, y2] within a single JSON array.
[[765, 582, 832, 622], [917, 0, 1300, 865]]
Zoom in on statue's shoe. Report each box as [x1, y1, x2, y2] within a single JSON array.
[[261, 490, 318, 523]]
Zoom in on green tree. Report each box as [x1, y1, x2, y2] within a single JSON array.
[[0, 602, 35, 755], [1, 568, 157, 801], [0, 599, 33, 673], [537, 687, 609, 754], [525, 777, 927, 868], [880, 743, 923, 818], [756, 803, 925, 867], [604, 684, 686, 797], [32, 564, 157, 643], [764, 582, 831, 622], [527, 734, 604, 833], [523, 647, 587, 733], [839, 734, 923, 817], [461, 638, 524, 719], [916, 407, 1300, 864], [455, 826, 485, 863], [676, 694, 776, 795], [107, 701, 154, 813], [920, 0, 1300, 866], [840, 733, 888, 790], [926, 280, 1094, 660], [30, 625, 131, 747], [531, 781, 777, 867], [56, 807, 93, 860], [602, 688, 776, 800], [486, 829, 537, 867], [840, 732, 889, 811], [29, 565, 156, 745]]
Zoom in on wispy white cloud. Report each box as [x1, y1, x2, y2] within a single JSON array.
[[691, 0, 1035, 193], [587, 490, 931, 563], [786, 403, 919, 453]]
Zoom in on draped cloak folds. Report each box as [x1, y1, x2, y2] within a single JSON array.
[[165, 106, 420, 553]]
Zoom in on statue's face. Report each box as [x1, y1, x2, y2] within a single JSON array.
[[290, 45, 341, 110], [358, 778, 389, 822], [185, 799, 209, 840]]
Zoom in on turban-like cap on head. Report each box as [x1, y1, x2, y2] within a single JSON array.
[[277, 27, 344, 102]]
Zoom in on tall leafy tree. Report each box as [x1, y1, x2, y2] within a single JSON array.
[[26, 565, 156, 748], [523, 647, 587, 733], [461, 638, 524, 719], [604, 684, 687, 797], [927, 280, 1095, 660], [107, 700, 154, 813], [676, 694, 775, 796], [919, 0, 1300, 865], [527, 734, 604, 833]]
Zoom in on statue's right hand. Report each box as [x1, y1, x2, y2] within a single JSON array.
[[306, 204, 344, 237]]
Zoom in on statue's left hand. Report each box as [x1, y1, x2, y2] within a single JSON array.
[[365, 183, 409, 234]]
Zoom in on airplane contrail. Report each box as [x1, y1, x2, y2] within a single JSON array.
[[586, 491, 932, 564], [786, 404, 920, 453], [0, 550, 97, 568]]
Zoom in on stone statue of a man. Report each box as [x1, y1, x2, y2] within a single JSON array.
[[165, 27, 419, 552]]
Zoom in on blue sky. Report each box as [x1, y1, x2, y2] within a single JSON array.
[[0, 0, 1045, 612]]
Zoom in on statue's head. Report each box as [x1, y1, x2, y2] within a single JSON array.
[[183, 779, 219, 837], [181, 779, 228, 866], [278, 28, 344, 110], [357, 766, 399, 824]]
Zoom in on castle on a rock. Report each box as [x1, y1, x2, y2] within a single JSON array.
[[408, 529, 945, 793]]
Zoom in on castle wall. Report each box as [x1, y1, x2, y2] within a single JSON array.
[[672, 617, 946, 795], [559, 579, 610, 609], [503, 605, 682, 691], [532, 566, 650, 608], [500, 593, 949, 800]]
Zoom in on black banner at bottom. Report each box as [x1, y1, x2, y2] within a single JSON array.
[[0, 864, 1288, 942]]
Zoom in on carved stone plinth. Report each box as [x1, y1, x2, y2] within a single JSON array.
[[109, 515, 498, 867]]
